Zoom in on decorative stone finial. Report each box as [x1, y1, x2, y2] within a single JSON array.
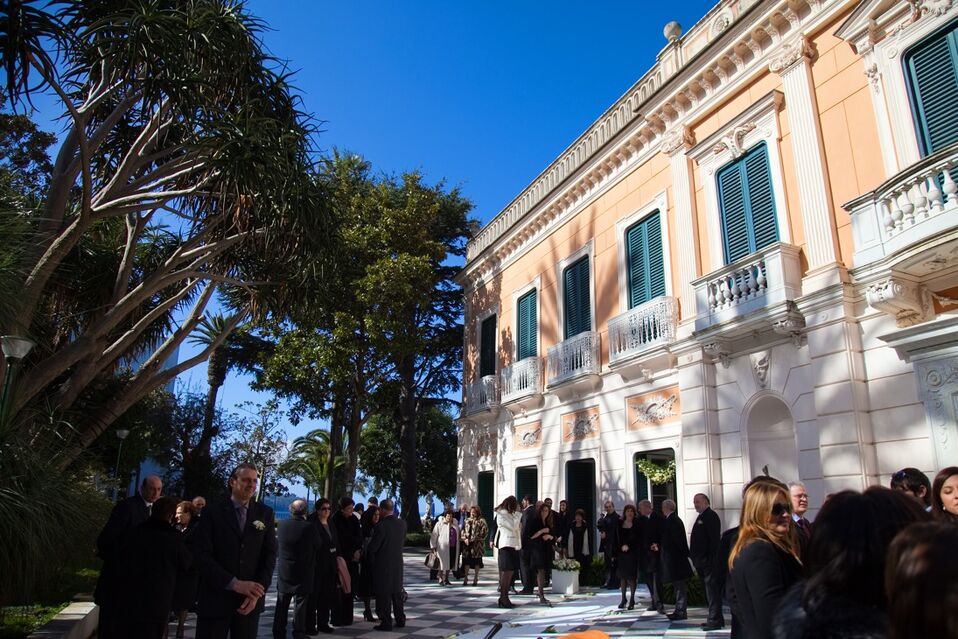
[[664, 21, 682, 42]]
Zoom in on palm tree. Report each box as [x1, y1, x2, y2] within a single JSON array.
[[281, 428, 344, 500]]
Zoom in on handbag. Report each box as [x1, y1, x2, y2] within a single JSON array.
[[424, 549, 436, 567]]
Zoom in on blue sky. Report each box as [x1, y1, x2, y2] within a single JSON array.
[[190, 1, 718, 498]]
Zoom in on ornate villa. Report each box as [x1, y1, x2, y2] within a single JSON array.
[[455, 0, 958, 527]]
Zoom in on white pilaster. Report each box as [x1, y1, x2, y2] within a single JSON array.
[[662, 128, 699, 325], [769, 35, 840, 273]]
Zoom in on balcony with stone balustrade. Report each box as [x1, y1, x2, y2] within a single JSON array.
[[846, 141, 958, 271], [499, 356, 544, 413], [691, 243, 805, 357], [462, 375, 499, 422], [546, 331, 601, 398], [608, 296, 679, 381]]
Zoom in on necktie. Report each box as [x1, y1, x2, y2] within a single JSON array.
[[237, 505, 247, 531], [146, 502, 152, 517]]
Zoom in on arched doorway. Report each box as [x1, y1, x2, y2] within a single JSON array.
[[745, 395, 798, 483]]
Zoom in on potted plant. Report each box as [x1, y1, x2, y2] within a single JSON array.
[[551, 557, 581, 595]]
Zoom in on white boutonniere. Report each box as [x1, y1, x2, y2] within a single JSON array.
[[253, 520, 266, 531]]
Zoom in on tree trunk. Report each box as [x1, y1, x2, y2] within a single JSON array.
[[344, 400, 361, 496], [324, 398, 345, 499], [397, 355, 422, 533]]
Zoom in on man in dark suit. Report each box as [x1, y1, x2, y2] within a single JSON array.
[[114, 496, 192, 639], [273, 499, 319, 639], [638, 499, 665, 614], [597, 500, 620, 589], [690, 493, 724, 630], [660, 499, 693, 621], [365, 499, 407, 631], [518, 495, 536, 594], [93, 474, 163, 639], [194, 463, 277, 639]]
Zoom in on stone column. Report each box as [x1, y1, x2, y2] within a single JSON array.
[[769, 35, 843, 283], [662, 127, 700, 326]]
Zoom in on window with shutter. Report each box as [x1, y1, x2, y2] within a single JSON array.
[[515, 466, 538, 502], [626, 211, 666, 309], [516, 289, 537, 361], [563, 256, 591, 339], [905, 19, 958, 156], [479, 314, 497, 378], [716, 143, 779, 264]]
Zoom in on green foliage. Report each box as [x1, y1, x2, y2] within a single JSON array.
[[634, 459, 676, 485], [404, 532, 431, 548], [583, 556, 607, 587], [359, 405, 458, 501]]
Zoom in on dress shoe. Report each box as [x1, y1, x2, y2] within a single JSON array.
[[395, 621, 405, 628], [701, 621, 725, 630], [667, 612, 688, 621], [363, 610, 376, 622], [317, 625, 334, 633], [373, 623, 393, 631], [519, 588, 534, 595]]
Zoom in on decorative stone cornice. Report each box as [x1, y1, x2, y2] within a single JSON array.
[[906, 0, 953, 20], [702, 340, 731, 368], [461, 0, 832, 285], [660, 127, 696, 155], [866, 277, 934, 327], [711, 123, 756, 159], [767, 34, 815, 74]]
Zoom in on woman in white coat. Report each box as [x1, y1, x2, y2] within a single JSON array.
[[430, 511, 460, 586], [493, 496, 522, 608]]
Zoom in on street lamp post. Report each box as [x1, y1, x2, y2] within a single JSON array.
[[113, 428, 131, 501], [0, 335, 36, 427]]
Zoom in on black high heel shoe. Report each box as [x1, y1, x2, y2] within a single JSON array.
[[363, 610, 375, 622], [618, 596, 627, 609]]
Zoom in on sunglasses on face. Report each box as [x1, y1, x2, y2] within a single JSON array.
[[319, 507, 331, 511], [771, 502, 792, 517]]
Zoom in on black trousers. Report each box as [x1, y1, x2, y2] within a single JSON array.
[[273, 591, 309, 639], [603, 551, 618, 587], [701, 570, 725, 624], [306, 588, 334, 632], [519, 548, 534, 591], [645, 569, 663, 609], [671, 578, 688, 615], [374, 591, 405, 629], [196, 613, 260, 639]]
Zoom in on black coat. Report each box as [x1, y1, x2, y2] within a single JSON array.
[[171, 520, 200, 611], [730, 539, 803, 639], [93, 494, 151, 604], [519, 505, 536, 555], [332, 510, 362, 561], [116, 519, 192, 624], [597, 510, 620, 555], [309, 516, 340, 594], [276, 518, 321, 594], [772, 582, 889, 639], [640, 511, 664, 572], [365, 513, 406, 595], [193, 498, 277, 617], [660, 512, 693, 583], [689, 507, 721, 574]]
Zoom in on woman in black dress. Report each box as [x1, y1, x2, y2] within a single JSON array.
[[566, 508, 592, 587], [617, 504, 641, 609], [309, 498, 340, 634], [529, 502, 556, 604], [171, 500, 199, 639]]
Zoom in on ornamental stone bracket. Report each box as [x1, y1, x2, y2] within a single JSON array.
[[866, 277, 934, 327], [771, 302, 807, 347], [703, 339, 731, 368], [767, 34, 816, 74], [711, 123, 756, 159]]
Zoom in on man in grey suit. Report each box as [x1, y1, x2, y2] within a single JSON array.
[[365, 499, 407, 631], [273, 500, 320, 639]]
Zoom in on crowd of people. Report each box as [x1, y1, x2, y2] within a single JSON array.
[[92, 463, 407, 639], [91, 462, 958, 639]]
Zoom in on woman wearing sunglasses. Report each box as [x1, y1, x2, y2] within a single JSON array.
[[728, 480, 802, 639]]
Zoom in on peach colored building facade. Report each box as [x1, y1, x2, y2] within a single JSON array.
[[456, 0, 958, 527]]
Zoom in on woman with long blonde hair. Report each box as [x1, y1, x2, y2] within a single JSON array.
[[729, 480, 803, 639]]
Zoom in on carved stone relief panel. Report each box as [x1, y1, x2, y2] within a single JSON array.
[[513, 421, 543, 450], [627, 385, 681, 429], [561, 406, 600, 442], [475, 427, 498, 459]]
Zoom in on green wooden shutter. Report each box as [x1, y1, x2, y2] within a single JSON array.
[[565, 459, 596, 526], [905, 21, 958, 155], [515, 466, 538, 502], [477, 471, 495, 554], [516, 289, 537, 360], [717, 143, 778, 264], [626, 212, 665, 309], [563, 256, 591, 339], [479, 314, 497, 378], [744, 145, 779, 252]]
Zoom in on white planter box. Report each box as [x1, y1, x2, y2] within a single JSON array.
[[551, 569, 579, 595]]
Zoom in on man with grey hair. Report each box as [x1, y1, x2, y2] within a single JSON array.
[[789, 481, 812, 541], [660, 499, 693, 621], [273, 499, 319, 639], [690, 493, 723, 630]]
